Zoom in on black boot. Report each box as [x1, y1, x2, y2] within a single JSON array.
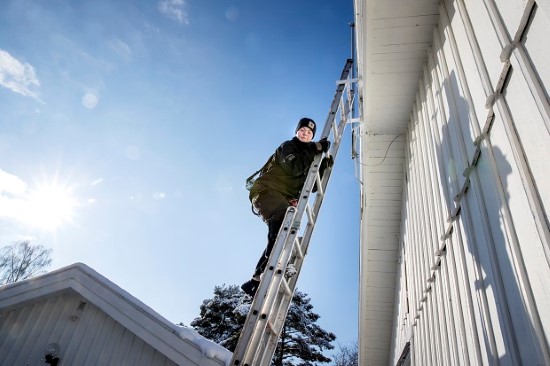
[[241, 278, 260, 297]]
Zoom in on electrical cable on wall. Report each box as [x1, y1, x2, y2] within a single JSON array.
[[359, 134, 404, 167]]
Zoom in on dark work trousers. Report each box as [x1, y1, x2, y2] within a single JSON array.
[[252, 189, 290, 277]]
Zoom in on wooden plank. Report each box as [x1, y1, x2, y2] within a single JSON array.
[[460, 0, 506, 88], [365, 261, 400, 274], [365, 275, 399, 289], [365, 178, 403, 188], [367, 1, 440, 20], [494, 0, 532, 40], [521, 5, 550, 130], [503, 61, 550, 224]]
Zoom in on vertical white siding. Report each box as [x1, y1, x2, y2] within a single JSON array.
[[390, 1, 550, 365], [355, 1, 440, 364], [0, 290, 179, 366]]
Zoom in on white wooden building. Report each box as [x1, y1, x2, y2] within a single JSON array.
[[354, 0, 550, 365], [0, 263, 231, 366]]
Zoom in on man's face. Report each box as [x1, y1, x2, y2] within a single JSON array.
[[296, 127, 313, 143]]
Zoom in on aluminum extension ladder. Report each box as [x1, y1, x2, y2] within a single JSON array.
[[230, 59, 355, 366]]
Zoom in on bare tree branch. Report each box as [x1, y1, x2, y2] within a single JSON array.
[[0, 241, 53, 285]]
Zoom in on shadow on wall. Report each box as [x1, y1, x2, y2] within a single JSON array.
[[437, 69, 540, 365]]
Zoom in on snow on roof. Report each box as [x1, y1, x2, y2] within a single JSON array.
[[174, 325, 232, 361], [0, 262, 232, 366]]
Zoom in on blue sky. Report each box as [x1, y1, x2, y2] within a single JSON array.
[[0, 0, 358, 350]]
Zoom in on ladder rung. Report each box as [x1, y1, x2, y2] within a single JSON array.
[[293, 237, 304, 259], [336, 77, 359, 85], [266, 320, 277, 335], [280, 278, 292, 296], [315, 173, 324, 197], [306, 203, 316, 225]]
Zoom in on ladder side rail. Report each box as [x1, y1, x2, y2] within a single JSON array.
[[232, 207, 297, 363], [230, 59, 354, 366], [291, 72, 354, 269], [291, 59, 353, 233], [266, 56, 353, 284], [259, 60, 354, 364], [250, 156, 326, 364], [319, 58, 354, 139], [239, 269, 290, 365], [258, 104, 353, 363], [258, 78, 355, 361], [291, 154, 325, 232], [240, 207, 305, 365], [246, 140, 338, 364], [287, 105, 351, 289], [250, 59, 354, 365], [237, 154, 325, 365]]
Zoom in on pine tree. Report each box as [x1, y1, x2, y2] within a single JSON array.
[[189, 284, 249, 351], [274, 291, 336, 366], [190, 284, 336, 365]]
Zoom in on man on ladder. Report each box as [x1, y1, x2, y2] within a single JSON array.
[[241, 117, 333, 297], [231, 59, 353, 366]]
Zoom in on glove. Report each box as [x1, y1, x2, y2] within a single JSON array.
[[320, 156, 334, 171], [313, 156, 334, 193], [314, 138, 331, 153]]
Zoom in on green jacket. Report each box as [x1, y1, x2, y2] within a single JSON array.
[[250, 137, 318, 201]]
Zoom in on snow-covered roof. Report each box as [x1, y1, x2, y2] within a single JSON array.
[[0, 262, 232, 366]]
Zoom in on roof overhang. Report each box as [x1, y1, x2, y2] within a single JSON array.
[[355, 0, 440, 134], [354, 0, 439, 364]]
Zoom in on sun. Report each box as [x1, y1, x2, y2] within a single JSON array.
[[24, 181, 77, 231]]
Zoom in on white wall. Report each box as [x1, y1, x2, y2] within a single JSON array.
[[0, 290, 181, 366], [391, 0, 550, 365]]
